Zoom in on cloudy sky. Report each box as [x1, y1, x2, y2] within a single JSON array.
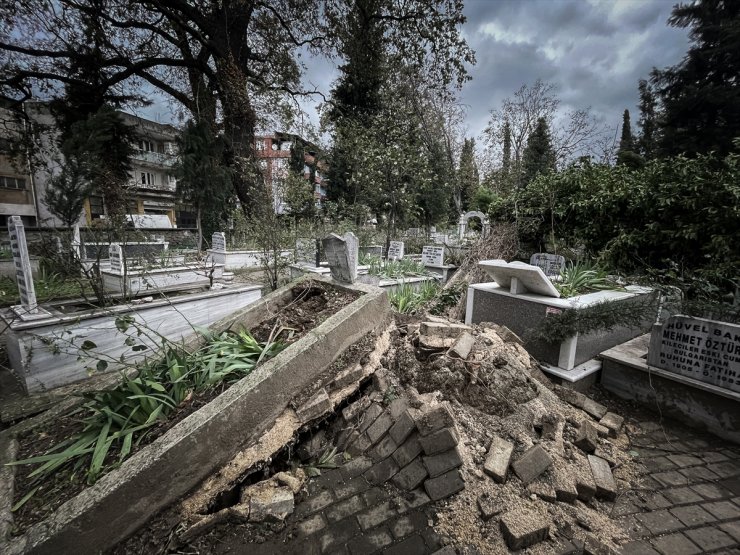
[[140, 0, 691, 144]]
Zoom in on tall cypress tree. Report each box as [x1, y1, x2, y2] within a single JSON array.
[[652, 0, 740, 156], [637, 79, 659, 160], [457, 138, 479, 210], [616, 109, 643, 168], [501, 120, 512, 190], [521, 117, 555, 186]]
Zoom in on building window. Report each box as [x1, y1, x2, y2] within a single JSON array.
[[137, 140, 155, 152], [0, 176, 26, 190], [89, 196, 105, 218], [140, 172, 156, 186]]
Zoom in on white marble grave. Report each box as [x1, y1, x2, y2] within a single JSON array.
[[7, 216, 46, 319], [421, 245, 444, 266], [109, 243, 124, 275], [211, 232, 226, 252], [478, 259, 560, 298], [387, 241, 404, 261]]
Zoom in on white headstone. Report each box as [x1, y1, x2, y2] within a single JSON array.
[[109, 243, 124, 275], [387, 241, 405, 261], [211, 232, 226, 252], [478, 259, 560, 298], [421, 245, 445, 267], [322, 232, 358, 284], [530, 253, 566, 277], [647, 315, 740, 393], [72, 224, 81, 260], [7, 216, 38, 312]]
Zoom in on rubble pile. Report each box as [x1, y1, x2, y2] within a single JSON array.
[[383, 317, 640, 553]]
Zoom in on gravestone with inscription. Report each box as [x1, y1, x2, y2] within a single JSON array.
[[648, 315, 740, 393], [322, 232, 358, 283], [72, 224, 81, 260], [387, 240, 405, 261], [478, 259, 560, 298], [109, 243, 124, 275], [211, 232, 226, 252], [421, 245, 445, 267], [530, 253, 565, 277], [7, 216, 39, 315]]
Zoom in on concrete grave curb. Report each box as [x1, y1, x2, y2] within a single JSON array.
[[1, 276, 389, 555]]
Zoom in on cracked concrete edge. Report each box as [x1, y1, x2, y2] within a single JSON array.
[[6, 280, 389, 555], [0, 435, 19, 545]]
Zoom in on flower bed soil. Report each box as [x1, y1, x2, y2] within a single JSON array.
[[10, 281, 359, 535]]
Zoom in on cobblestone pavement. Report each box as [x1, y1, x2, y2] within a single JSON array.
[[618, 421, 740, 554]]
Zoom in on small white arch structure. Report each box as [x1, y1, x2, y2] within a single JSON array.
[[458, 211, 490, 239]]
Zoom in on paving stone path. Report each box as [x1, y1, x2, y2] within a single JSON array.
[[618, 421, 740, 554]]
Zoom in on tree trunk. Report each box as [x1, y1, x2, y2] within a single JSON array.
[[196, 205, 203, 252]]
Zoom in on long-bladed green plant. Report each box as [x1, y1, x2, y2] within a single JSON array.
[[389, 281, 440, 314], [9, 328, 284, 506], [555, 261, 621, 297]]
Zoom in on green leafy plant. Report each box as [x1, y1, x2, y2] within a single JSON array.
[[555, 261, 620, 298], [388, 281, 439, 314], [303, 446, 340, 477], [8, 329, 284, 504]]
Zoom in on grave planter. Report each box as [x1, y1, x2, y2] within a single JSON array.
[[1, 284, 263, 394], [0, 277, 389, 555], [101, 263, 225, 296], [357, 275, 438, 293], [466, 261, 655, 380]]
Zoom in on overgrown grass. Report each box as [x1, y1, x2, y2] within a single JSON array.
[[362, 255, 430, 279], [0, 272, 90, 307], [9, 328, 285, 507], [555, 261, 621, 297], [388, 281, 440, 314]]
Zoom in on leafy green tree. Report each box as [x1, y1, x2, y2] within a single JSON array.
[[636, 79, 659, 159], [457, 137, 479, 210], [521, 117, 555, 186], [652, 0, 740, 157], [616, 109, 644, 169], [174, 120, 232, 251], [44, 160, 90, 229]]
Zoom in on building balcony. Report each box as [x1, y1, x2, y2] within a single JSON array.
[[131, 150, 176, 168]]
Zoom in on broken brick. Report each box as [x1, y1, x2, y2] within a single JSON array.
[[424, 468, 465, 501], [512, 445, 552, 485], [483, 436, 514, 483], [500, 507, 550, 550], [419, 427, 459, 456]]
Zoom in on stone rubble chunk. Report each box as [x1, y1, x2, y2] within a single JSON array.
[[419, 426, 459, 456], [528, 482, 557, 503], [574, 420, 599, 454], [388, 409, 418, 445], [296, 430, 326, 461], [483, 436, 514, 483], [423, 446, 463, 478], [391, 458, 428, 491], [512, 444, 553, 485], [342, 396, 371, 422], [419, 335, 456, 350], [553, 460, 578, 504], [477, 493, 503, 521], [296, 388, 332, 423], [424, 468, 465, 501], [388, 397, 410, 420], [358, 403, 384, 433], [333, 363, 366, 389], [581, 397, 608, 420], [594, 424, 610, 438], [365, 411, 394, 445], [593, 446, 617, 468], [555, 387, 587, 408], [499, 506, 550, 550], [599, 412, 624, 438], [273, 471, 304, 494], [420, 321, 472, 338], [541, 413, 564, 442], [392, 433, 424, 468], [415, 403, 456, 436], [588, 455, 618, 501], [248, 485, 295, 522], [575, 454, 597, 502], [448, 332, 476, 360]]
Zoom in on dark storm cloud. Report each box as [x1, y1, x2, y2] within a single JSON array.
[[461, 0, 691, 137]]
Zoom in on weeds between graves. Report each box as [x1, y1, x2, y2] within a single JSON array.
[[388, 281, 440, 314]]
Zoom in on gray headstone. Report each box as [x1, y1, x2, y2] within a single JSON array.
[[72, 224, 81, 260], [322, 232, 358, 283], [296, 238, 318, 266], [478, 260, 560, 298], [109, 243, 124, 275], [387, 241, 405, 261], [7, 216, 37, 312], [422, 245, 445, 267], [647, 315, 740, 393], [211, 232, 226, 252], [530, 253, 566, 277]]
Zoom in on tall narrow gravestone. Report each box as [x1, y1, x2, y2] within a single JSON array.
[[387, 240, 405, 261], [647, 315, 740, 393], [211, 232, 226, 252], [109, 243, 124, 275], [322, 232, 358, 284], [7, 216, 48, 320]]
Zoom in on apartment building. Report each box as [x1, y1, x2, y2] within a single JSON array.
[[0, 102, 181, 228], [254, 132, 327, 214]]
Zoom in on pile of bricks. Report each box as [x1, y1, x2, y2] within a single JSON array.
[[337, 394, 465, 504]]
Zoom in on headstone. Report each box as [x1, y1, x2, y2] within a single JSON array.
[[322, 232, 358, 283], [296, 238, 319, 266], [647, 315, 740, 393], [529, 253, 565, 277], [7, 216, 38, 313], [109, 243, 124, 275], [478, 260, 560, 298], [422, 245, 445, 267], [211, 232, 226, 252], [387, 241, 405, 261], [72, 224, 81, 260]]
